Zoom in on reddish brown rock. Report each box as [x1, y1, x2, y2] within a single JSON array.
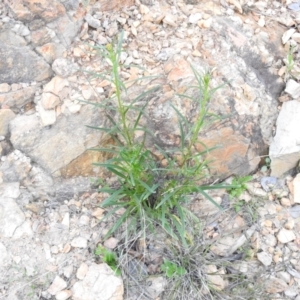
[[23, 0, 66, 22], [6, 0, 33, 22], [95, 0, 134, 11]]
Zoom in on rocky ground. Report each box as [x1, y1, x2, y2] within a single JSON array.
[[2, 0, 300, 299]]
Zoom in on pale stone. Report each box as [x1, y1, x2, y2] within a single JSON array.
[[41, 93, 61, 110], [293, 173, 300, 203], [145, 276, 167, 299], [79, 215, 90, 225], [85, 14, 101, 29], [72, 263, 123, 300], [257, 251, 272, 266], [270, 101, 300, 177], [0, 194, 25, 238], [163, 14, 177, 27], [285, 79, 300, 99], [188, 13, 202, 24], [71, 237, 87, 248], [76, 263, 88, 280], [284, 219, 295, 230], [37, 101, 56, 126], [0, 83, 11, 93], [205, 265, 226, 291], [282, 28, 296, 44], [277, 228, 296, 244], [48, 276, 67, 295], [0, 109, 15, 136], [265, 277, 288, 293], [104, 237, 119, 249], [55, 290, 72, 300], [61, 213, 70, 229], [92, 208, 105, 219], [292, 32, 300, 43]]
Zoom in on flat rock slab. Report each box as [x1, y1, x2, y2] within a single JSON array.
[[270, 100, 300, 177], [9, 105, 104, 176], [0, 45, 52, 84]]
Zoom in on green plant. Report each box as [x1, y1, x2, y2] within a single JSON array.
[[161, 259, 187, 278], [87, 31, 236, 246], [95, 245, 121, 276], [227, 175, 252, 199]]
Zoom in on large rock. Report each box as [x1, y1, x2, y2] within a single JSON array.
[[9, 105, 105, 176], [270, 101, 300, 177], [0, 45, 52, 84], [138, 17, 285, 177], [72, 263, 123, 300]]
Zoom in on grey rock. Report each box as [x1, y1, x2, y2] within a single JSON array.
[[9, 105, 104, 175], [289, 205, 300, 218], [52, 58, 79, 77], [47, 14, 83, 48], [72, 263, 123, 300], [0, 86, 36, 109], [85, 14, 101, 29], [61, 0, 80, 10], [270, 101, 300, 177], [0, 45, 52, 84], [71, 236, 87, 248], [0, 30, 27, 47]]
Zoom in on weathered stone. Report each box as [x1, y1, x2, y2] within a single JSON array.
[[145, 276, 167, 299], [205, 265, 227, 291], [47, 14, 82, 47], [257, 251, 272, 266], [0, 45, 52, 84], [94, 0, 134, 11], [265, 277, 288, 293], [270, 101, 300, 177], [0, 84, 11, 93], [0, 86, 36, 109], [41, 93, 61, 110], [76, 263, 88, 280], [71, 236, 87, 248], [282, 28, 296, 45], [0, 30, 27, 47], [85, 14, 101, 29], [52, 58, 79, 78], [48, 276, 67, 295], [6, 0, 33, 22], [285, 79, 300, 99], [104, 237, 119, 249], [31, 27, 53, 47], [0, 109, 15, 136], [55, 290, 72, 300], [36, 43, 66, 64], [23, 0, 66, 22], [37, 101, 57, 126], [72, 263, 123, 300], [9, 105, 104, 175], [277, 228, 296, 244]]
